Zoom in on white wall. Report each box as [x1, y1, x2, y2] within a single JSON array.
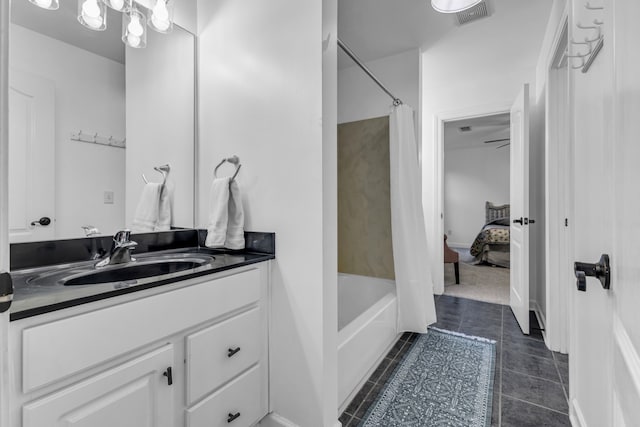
[[421, 0, 552, 294], [197, 1, 338, 426], [444, 145, 509, 247], [10, 24, 125, 239], [338, 48, 419, 126]]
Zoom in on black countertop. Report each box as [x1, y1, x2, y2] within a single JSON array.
[[9, 230, 275, 321]]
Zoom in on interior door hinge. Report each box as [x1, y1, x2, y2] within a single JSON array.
[[565, 218, 569, 227]]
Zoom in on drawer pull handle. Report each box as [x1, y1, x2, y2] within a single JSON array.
[[227, 412, 241, 423], [227, 347, 241, 358], [163, 367, 173, 386]]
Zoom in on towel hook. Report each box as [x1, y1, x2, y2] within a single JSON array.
[[214, 155, 242, 181]]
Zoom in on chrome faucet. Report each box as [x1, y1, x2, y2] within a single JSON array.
[[81, 225, 101, 237], [95, 229, 137, 268]]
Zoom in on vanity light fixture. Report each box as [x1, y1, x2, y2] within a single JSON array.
[[103, 0, 128, 12], [78, 0, 107, 31], [122, 2, 147, 48], [147, 0, 174, 33], [26, 0, 174, 48], [28, 0, 59, 10], [431, 0, 482, 13]]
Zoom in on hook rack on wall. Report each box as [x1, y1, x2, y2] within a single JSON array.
[[70, 130, 126, 149], [569, 1, 604, 74]]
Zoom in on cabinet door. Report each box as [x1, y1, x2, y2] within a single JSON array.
[[23, 345, 174, 427]]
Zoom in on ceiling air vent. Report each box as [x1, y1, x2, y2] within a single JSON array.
[[456, 1, 490, 25], [459, 126, 472, 132]]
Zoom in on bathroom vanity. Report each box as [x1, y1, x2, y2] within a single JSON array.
[[6, 230, 274, 427]]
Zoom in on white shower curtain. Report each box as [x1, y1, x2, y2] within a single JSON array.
[[389, 104, 437, 333]]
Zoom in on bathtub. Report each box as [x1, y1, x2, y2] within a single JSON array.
[[337, 273, 399, 411]]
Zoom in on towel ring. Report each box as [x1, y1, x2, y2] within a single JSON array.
[[142, 164, 171, 186], [214, 155, 242, 181]]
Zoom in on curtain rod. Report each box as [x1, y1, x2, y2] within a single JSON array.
[[337, 38, 402, 106]]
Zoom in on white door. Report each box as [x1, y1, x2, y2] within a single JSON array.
[[609, 0, 640, 424], [8, 70, 56, 242], [509, 84, 530, 334]]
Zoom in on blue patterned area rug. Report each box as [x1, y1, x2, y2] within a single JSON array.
[[360, 328, 496, 427]]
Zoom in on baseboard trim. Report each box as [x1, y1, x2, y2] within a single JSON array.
[[448, 242, 471, 250], [570, 398, 588, 427], [259, 412, 342, 427], [258, 412, 298, 427], [530, 300, 549, 346]]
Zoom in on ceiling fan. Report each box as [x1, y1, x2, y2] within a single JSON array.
[[483, 138, 510, 149]]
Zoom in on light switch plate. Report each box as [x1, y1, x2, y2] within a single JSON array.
[[104, 190, 114, 204]]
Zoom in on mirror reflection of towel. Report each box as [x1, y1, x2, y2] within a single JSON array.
[[205, 177, 245, 249], [132, 183, 172, 232]]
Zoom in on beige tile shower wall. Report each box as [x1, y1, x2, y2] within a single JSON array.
[[338, 116, 394, 280]]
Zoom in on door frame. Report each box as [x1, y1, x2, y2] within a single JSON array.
[[544, 11, 572, 354], [0, 0, 11, 425], [432, 103, 510, 295]]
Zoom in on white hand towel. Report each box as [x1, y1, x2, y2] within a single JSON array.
[[132, 183, 162, 233], [205, 177, 232, 248], [225, 179, 245, 250], [155, 183, 173, 231]]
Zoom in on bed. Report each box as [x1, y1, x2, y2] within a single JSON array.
[[469, 201, 510, 268]]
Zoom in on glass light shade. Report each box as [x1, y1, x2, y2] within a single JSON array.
[[431, 0, 482, 13], [28, 0, 59, 11], [122, 7, 147, 48], [147, 0, 174, 33], [102, 0, 128, 12], [78, 0, 107, 31]]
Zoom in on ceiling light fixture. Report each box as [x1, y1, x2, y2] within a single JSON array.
[[431, 0, 482, 13]]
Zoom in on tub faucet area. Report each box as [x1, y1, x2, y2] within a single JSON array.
[[95, 229, 137, 268]]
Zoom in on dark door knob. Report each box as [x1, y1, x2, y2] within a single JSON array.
[[30, 217, 51, 226], [574, 254, 611, 291], [513, 217, 523, 225]]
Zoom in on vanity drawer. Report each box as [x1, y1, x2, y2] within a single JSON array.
[[22, 268, 260, 392], [186, 307, 261, 405], [186, 365, 264, 427]]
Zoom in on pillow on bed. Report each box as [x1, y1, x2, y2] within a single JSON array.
[[487, 217, 510, 226], [486, 201, 510, 223]]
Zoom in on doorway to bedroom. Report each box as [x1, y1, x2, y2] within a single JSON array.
[[442, 112, 511, 305]]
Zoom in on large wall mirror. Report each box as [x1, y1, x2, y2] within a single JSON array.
[[8, 0, 195, 243]]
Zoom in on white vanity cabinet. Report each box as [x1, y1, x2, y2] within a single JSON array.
[[9, 263, 270, 427]]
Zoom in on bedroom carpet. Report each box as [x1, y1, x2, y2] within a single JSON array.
[[444, 248, 510, 305]]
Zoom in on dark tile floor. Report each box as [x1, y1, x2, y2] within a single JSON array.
[[339, 295, 570, 427]]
